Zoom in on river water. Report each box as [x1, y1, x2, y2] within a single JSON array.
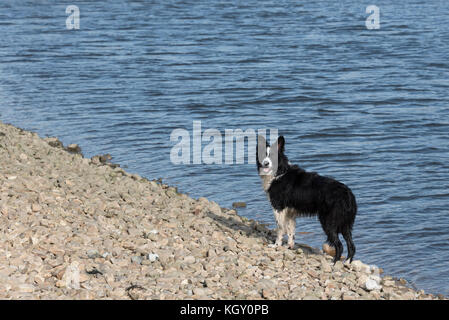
[[0, 0, 448, 296]]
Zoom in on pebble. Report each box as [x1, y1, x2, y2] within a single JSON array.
[[342, 293, 357, 300], [303, 295, 319, 300], [261, 288, 276, 299], [365, 278, 382, 291], [148, 253, 159, 262], [351, 260, 364, 272], [321, 258, 332, 273], [183, 256, 196, 264], [87, 250, 100, 259], [402, 291, 416, 300], [382, 280, 394, 287], [66, 144, 81, 154], [334, 261, 344, 271], [44, 137, 63, 148], [18, 284, 35, 293], [131, 256, 143, 264], [1, 206, 8, 216]]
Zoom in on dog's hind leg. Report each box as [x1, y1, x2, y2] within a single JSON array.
[[342, 229, 356, 263], [327, 232, 343, 264]]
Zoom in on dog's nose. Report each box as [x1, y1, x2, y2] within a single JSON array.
[[262, 160, 269, 167]]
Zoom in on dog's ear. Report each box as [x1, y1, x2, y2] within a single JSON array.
[[257, 135, 267, 147], [257, 135, 267, 162], [277, 136, 285, 153]]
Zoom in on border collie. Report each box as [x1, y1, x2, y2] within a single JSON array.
[[256, 135, 357, 263]]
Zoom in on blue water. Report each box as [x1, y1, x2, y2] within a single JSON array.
[[1, 0, 448, 296]]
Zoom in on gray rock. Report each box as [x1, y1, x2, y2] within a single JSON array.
[[131, 256, 143, 264], [86, 249, 100, 259], [364, 278, 382, 291], [148, 253, 159, 262], [44, 137, 63, 148], [66, 144, 82, 154], [321, 258, 332, 273], [333, 261, 344, 271], [183, 256, 196, 264], [351, 260, 364, 272]]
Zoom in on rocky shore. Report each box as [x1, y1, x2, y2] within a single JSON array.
[[0, 121, 444, 300]]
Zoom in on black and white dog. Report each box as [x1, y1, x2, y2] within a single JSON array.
[[256, 135, 357, 263]]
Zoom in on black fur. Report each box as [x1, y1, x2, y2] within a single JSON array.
[[257, 135, 357, 263]]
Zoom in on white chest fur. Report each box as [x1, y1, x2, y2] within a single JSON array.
[[260, 174, 275, 192]]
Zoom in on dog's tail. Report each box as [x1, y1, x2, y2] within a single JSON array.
[[345, 188, 357, 226]]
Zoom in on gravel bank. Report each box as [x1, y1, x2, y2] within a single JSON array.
[[0, 121, 444, 300]]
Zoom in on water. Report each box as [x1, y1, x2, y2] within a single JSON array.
[[1, 0, 448, 296]]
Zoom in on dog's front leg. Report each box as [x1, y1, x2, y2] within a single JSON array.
[[286, 211, 296, 249], [274, 209, 286, 246]]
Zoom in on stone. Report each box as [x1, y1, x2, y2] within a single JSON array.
[[261, 288, 276, 299], [193, 287, 211, 296], [306, 269, 318, 278], [401, 291, 416, 300], [283, 251, 295, 261], [303, 295, 319, 300], [351, 260, 364, 272], [148, 253, 159, 262], [321, 258, 332, 273], [183, 256, 196, 264], [1, 206, 8, 216], [365, 278, 382, 291], [131, 256, 143, 264], [66, 144, 81, 154], [17, 284, 35, 293], [342, 293, 357, 300], [44, 137, 63, 148], [383, 280, 395, 287], [357, 274, 368, 287], [34, 275, 45, 285], [86, 249, 100, 259], [334, 261, 344, 271]]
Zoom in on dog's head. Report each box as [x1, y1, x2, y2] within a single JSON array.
[[256, 135, 288, 177]]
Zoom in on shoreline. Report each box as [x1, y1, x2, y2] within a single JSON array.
[[0, 120, 445, 300]]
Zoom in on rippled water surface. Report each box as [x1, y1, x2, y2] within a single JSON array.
[[1, 0, 448, 295]]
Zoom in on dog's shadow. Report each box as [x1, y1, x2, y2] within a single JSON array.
[[206, 211, 322, 256]]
